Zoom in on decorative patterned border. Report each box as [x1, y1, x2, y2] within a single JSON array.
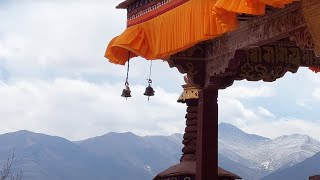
[[127, 0, 189, 27]]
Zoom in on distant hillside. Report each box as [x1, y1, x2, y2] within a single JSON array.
[[0, 131, 153, 180], [219, 153, 260, 180], [0, 123, 319, 180], [219, 123, 320, 178], [76, 132, 182, 176], [261, 152, 320, 180]]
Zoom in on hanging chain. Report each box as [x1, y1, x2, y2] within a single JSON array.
[[148, 60, 153, 84], [125, 52, 131, 87]]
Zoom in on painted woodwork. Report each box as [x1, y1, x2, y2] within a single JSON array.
[[168, 3, 320, 84], [290, 27, 315, 50], [302, 0, 320, 56], [168, 60, 206, 88], [206, 2, 307, 78], [177, 86, 199, 103], [182, 100, 198, 162], [234, 44, 320, 81], [117, 0, 189, 27]]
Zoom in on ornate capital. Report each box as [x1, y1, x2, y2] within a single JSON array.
[[168, 59, 206, 87], [177, 86, 200, 103]]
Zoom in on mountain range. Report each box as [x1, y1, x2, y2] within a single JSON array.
[[218, 123, 320, 179], [0, 123, 319, 180]]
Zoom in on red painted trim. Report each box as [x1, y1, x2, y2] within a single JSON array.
[[127, 0, 189, 27]]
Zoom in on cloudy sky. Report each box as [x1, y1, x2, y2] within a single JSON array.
[[0, 0, 320, 141]]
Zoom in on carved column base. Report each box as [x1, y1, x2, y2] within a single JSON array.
[[154, 161, 241, 180], [154, 96, 198, 180], [154, 86, 241, 180]]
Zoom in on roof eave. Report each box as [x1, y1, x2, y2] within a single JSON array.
[[116, 0, 136, 9]]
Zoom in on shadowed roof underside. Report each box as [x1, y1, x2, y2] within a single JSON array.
[[116, 0, 136, 9]]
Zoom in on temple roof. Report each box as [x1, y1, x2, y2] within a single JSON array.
[[116, 0, 135, 9], [105, 0, 300, 65]]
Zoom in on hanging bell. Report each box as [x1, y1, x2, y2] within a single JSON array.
[[144, 61, 155, 101], [144, 85, 155, 97], [121, 83, 132, 98], [122, 55, 131, 99]]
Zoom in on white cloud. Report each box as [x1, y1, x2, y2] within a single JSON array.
[[257, 107, 276, 119], [219, 95, 320, 140], [0, 0, 184, 87], [313, 88, 320, 99], [0, 79, 185, 140], [296, 98, 313, 109], [0, 1, 320, 142], [218, 68, 320, 140], [221, 85, 275, 99], [0, 1, 128, 79], [241, 118, 320, 140], [219, 98, 257, 126], [0, 1, 186, 140]]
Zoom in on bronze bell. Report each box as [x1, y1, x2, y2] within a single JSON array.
[[144, 85, 155, 97], [121, 85, 131, 98]]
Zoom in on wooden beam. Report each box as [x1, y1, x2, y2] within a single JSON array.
[[210, 3, 305, 58], [206, 2, 307, 77], [232, 44, 320, 82]]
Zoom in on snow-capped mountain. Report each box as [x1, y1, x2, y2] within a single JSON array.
[[0, 123, 318, 180], [219, 123, 320, 178], [261, 152, 320, 180], [255, 134, 320, 172]]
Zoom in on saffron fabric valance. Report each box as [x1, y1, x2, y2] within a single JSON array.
[[105, 0, 298, 65]]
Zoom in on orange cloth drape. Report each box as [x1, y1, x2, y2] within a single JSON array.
[[105, 0, 298, 65]]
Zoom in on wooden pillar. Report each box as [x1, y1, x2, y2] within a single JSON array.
[[168, 57, 234, 180], [196, 87, 219, 180]]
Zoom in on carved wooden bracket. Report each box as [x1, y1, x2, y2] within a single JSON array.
[[168, 59, 206, 88], [290, 27, 315, 50], [173, 43, 208, 60], [234, 45, 320, 82], [207, 76, 235, 90]]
